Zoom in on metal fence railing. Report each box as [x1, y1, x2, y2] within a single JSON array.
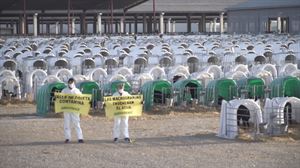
[[238, 84, 265, 100], [153, 87, 172, 105], [263, 105, 298, 136]]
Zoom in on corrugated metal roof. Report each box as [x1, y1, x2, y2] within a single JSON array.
[[128, 0, 248, 13], [0, 0, 147, 11], [227, 0, 300, 10]]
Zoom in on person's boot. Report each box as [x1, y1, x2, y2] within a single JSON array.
[[124, 138, 132, 143]]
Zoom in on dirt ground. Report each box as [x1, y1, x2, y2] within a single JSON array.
[[0, 104, 299, 168]]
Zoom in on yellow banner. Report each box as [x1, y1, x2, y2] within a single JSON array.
[[104, 95, 143, 118], [54, 93, 92, 116]]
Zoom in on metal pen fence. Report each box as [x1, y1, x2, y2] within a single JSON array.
[[238, 84, 265, 100], [95, 80, 106, 111], [263, 104, 298, 135], [153, 87, 172, 106], [173, 86, 200, 106], [204, 85, 238, 107]]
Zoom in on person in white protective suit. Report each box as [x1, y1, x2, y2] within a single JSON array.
[[112, 83, 132, 143], [61, 78, 84, 143]]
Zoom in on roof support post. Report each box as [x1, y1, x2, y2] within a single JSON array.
[[19, 15, 26, 35], [213, 18, 217, 32], [187, 14, 191, 33], [201, 14, 206, 33], [110, 0, 114, 34], [115, 20, 118, 33], [46, 23, 50, 34], [167, 18, 171, 33], [120, 17, 124, 33], [147, 15, 152, 33], [209, 20, 213, 32], [97, 13, 102, 35], [143, 14, 147, 33], [80, 13, 86, 34], [33, 13, 38, 36], [129, 22, 132, 34], [67, 0, 71, 35], [277, 16, 281, 34], [160, 12, 164, 34], [172, 20, 176, 33], [13, 22, 17, 34], [71, 18, 75, 34], [220, 12, 224, 34], [153, 0, 156, 33], [134, 15, 138, 34], [104, 20, 107, 33], [23, 0, 27, 35], [55, 21, 59, 35], [60, 20, 63, 35]]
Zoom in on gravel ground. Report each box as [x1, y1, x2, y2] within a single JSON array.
[[0, 104, 299, 168]]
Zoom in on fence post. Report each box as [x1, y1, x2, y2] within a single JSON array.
[[254, 110, 259, 139], [92, 88, 96, 113], [224, 101, 227, 137]]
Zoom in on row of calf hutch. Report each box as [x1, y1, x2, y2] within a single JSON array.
[[1, 34, 300, 139], [0, 60, 299, 101], [32, 74, 300, 111], [33, 77, 300, 139], [0, 34, 299, 103], [1, 34, 299, 95], [218, 97, 300, 139]]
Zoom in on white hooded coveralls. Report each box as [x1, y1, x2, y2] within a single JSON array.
[[112, 90, 130, 139], [61, 87, 83, 140]]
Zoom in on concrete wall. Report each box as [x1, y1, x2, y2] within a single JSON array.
[[227, 7, 300, 34]]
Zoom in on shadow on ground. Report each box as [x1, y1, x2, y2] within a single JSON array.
[[0, 133, 254, 148]]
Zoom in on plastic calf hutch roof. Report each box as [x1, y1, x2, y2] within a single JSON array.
[[141, 80, 172, 111], [270, 76, 300, 99], [77, 81, 101, 102], [36, 82, 66, 115], [173, 79, 203, 105], [205, 78, 238, 106], [218, 99, 263, 139], [237, 77, 265, 99]]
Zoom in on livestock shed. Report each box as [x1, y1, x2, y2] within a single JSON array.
[[264, 97, 300, 135], [0, 75, 21, 99], [237, 77, 265, 99], [77, 81, 101, 106], [218, 99, 263, 139], [269, 76, 300, 98], [36, 82, 66, 115], [227, 0, 300, 34], [205, 78, 237, 106], [141, 80, 172, 111], [1, 59, 17, 71], [173, 79, 202, 105]]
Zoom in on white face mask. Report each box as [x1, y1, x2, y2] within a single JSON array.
[[68, 83, 75, 89], [118, 88, 124, 93]]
